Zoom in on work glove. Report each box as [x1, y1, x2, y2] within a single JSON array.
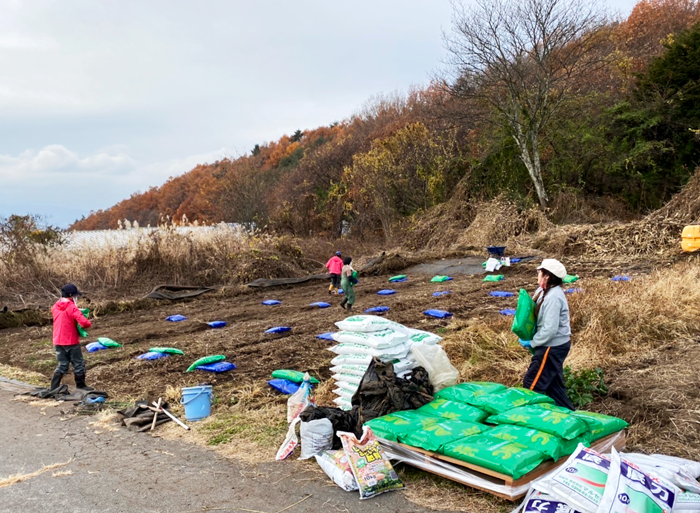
[[519, 339, 535, 355]]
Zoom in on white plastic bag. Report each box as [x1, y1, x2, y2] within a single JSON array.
[[406, 328, 442, 345], [329, 364, 368, 377], [299, 418, 333, 460], [333, 396, 352, 410], [650, 454, 700, 479], [331, 354, 373, 367], [335, 315, 410, 334], [332, 373, 362, 386], [286, 373, 315, 423], [314, 450, 358, 491], [485, 257, 502, 272], [331, 329, 409, 349], [328, 342, 410, 358], [623, 453, 700, 493], [409, 344, 458, 391], [675, 492, 700, 511], [276, 417, 300, 461]]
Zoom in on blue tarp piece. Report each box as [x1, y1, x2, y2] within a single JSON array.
[[510, 258, 522, 263], [433, 291, 451, 297], [197, 361, 236, 373], [262, 299, 282, 306], [612, 276, 631, 282], [166, 314, 187, 322], [136, 351, 170, 360], [309, 302, 331, 308], [268, 379, 301, 394], [364, 306, 390, 314], [86, 342, 108, 353], [337, 289, 344, 295], [377, 289, 397, 295], [489, 291, 515, 297], [207, 321, 227, 328], [499, 308, 516, 316], [265, 326, 292, 334], [316, 332, 335, 341], [389, 277, 408, 283], [565, 288, 584, 294], [424, 309, 453, 319]]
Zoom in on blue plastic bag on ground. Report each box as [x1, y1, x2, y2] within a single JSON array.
[[500, 308, 516, 316], [166, 314, 187, 322], [424, 309, 453, 319], [268, 378, 301, 394], [309, 302, 331, 308], [364, 306, 390, 314], [316, 332, 335, 340], [510, 258, 522, 263], [389, 277, 408, 283], [207, 321, 227, 328], [337, 289, 344, 295], [433, 291, 451, 297], [262, 299, 282, 305], [612, 276, 631, 282], [489, 291, 514, 297], [86, 342, 108, 352], [197, 361, 236, 373], [266, 326, 292, 334], [377, 289, 397, 295], [565, 288, 584, 294], [136, 351, 170, 360]]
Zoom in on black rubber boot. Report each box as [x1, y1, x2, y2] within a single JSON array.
[[340, 297, 347, 309], [50, 371, 63, 391], [74, 373, 94, 391]]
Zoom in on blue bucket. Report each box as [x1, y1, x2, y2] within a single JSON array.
[[180, 385, 213, 421]]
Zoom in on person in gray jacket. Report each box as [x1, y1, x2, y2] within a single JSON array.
[[522, 259, 576, 410]]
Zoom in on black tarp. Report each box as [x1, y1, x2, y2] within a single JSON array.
[[246, 274, 329, 288], [144, 285, 218, 300]]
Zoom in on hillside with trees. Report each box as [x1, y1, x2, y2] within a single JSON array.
[[71, 0, 700, 241]]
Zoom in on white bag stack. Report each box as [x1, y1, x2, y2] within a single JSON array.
[[327, 315, 442, 410]]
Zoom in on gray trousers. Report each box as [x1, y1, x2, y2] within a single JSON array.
[[54, 344, 86, 375]]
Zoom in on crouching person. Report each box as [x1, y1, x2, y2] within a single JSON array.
[[51, 283, 93, 391]]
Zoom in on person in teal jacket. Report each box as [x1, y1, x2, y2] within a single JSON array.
[[339, 257, 356, 311]]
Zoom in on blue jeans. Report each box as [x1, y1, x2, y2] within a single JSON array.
[[55, 344, 85, 375]]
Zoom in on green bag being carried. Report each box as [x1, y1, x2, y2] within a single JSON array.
[[400, 420, 489, 452], [417, 398, 490, 423], [570, 410, 629, 441], [150, 347, 184, 355], [441, 434, 546, 479], [435, 382, 506, 404], [271, 369, 320, 384], [511, 289, 537, 341], [487, 405, 590, 440], [487, 424, 574, 461], [470, 387, 554, 414], [483, 275, 504, 282], [364, 410, 440, 440], [97, 337, 122, 348], [186, 355, 226, 372], [77, 308, 90, 338]]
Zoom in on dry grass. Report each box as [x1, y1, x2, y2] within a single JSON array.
[[0, 363, 48, 386], [51, 470, 73, 478], [88, 410, 121, 432], [0, 460, 72, 489]]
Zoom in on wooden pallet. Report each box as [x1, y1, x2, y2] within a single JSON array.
[[380, 431, 626, 501]]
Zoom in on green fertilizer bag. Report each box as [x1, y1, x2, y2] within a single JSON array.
[[417, 398, 490, 423], [511, 289, 537, 341], [186, 354, 226, 372], [364, 410, 440, 440], [487, 405, 589, 440], [483, 275, 504, 282], [563, 275, 579, 283], [149, 347, 184, 355], [77, 308, 90, 338], [435, 382, 506, 404], [430, 275, 451, 283], [400, 420, 489, 452], [470, 387, 554, 414], [570, 410, 628, 441], [441, 434, 546, 479], [486, 424, 570, 461], [271, 369, 320, 384], [96, 337, 122, 348]]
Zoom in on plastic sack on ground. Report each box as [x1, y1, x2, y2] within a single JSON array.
[[136, 351, 169, 360], [166, 314, 187, 322], [197, 361, 236, 373], [676, 492, 700, 511], [314, 450, 358, 491], [149, 347, 184, 355], [435, 382, 507, 403], [440, 434, 546, 479], [432, 291, 451, 297], [500, 308, 516, 316], [490, 291, 514, 297], [423, 309, 453, 319], [565, 288, 584, 294], [563, 275, 579, 283], [287, 373, 315, 423], [276, 417, 301, 461], [621, 453, 700, 494], [331, 329, 409, 349], [612, 275, 632, 282], [406, 328, 442, 345], [186, 355, 226, 372], [329, 342, 410, 359], [272, 370, 320, 384], [487, 405, 589, 440], [470, 387, 554, 414], [97, 337, 122, 348], [598, 447, 678, 513], [268, 379, 300, 394], [484, 258, 502, 272], [400, 420, 489, 452], [331, 354, 374, 367], [309, 302, 330, 308], [364, 306, 389, 314], [338, 427, 405, 500], [377, 289, 397, 296], [335, 315, 410, 334], [207, 321, 227, 328], [512, 289, 537, 341], [333, 373, 362, 386], [262, 299, 281, 305], [299, 418, 333, 460], [486, 424, 570, 461], [388, 275, 407, 282], [483, 275, 505, 282], [330, 364, 368, 378], [649, 454, 700, 479], [521, 490, 584, 513], [364, 410, 440, 439], [416, 398, 490, 423], [86, 341, 108, 352], [299, 405, 361, 450], [317, 332, 336, 341], [265, 326, 292, 334], [409, 344, 458, 392], [569, 410, 629, 441], [431, 275, 452, 282]]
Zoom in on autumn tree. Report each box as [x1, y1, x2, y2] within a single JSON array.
[[443, 0, 608, 208]]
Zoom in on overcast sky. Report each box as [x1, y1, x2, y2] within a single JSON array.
[[1, 0, 639, 228]]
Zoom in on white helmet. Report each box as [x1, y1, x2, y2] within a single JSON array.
[[537, 259, 567, 279]]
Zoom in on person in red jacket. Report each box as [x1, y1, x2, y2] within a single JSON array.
[[51, 283, 92, 391], [325, 251, 343, 295]]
